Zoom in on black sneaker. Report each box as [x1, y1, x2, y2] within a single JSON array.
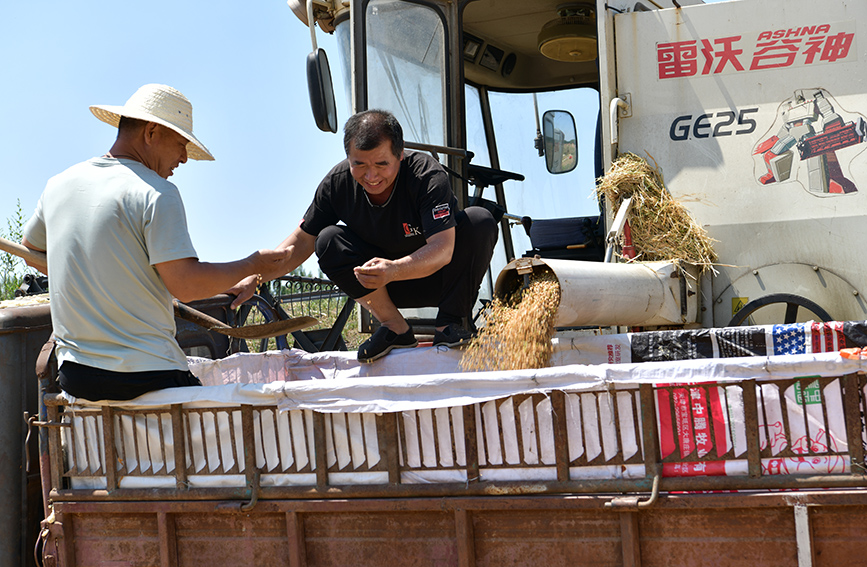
[[357, 326, 418, 363], [432, 324, 474, 348]]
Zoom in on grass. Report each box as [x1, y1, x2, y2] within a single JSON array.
[[236, 276, 363, 353], [0, 200, 38, 301]]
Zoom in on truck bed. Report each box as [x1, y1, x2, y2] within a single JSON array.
[[38, 330, 867, 566]]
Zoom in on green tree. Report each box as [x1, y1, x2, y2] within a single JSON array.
[[0, 200, 37, 300]]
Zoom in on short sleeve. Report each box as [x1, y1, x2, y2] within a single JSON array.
[[144, 186, 198, 265], [416, 161, 458, 239], [300, 172, 342, 237], [22, 195, 47, 250]]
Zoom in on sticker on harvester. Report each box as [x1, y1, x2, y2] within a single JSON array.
[[432, 203, 450, 220]]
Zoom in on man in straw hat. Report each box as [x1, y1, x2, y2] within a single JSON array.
[[248, 109, 497, 363], [20, 83, 292, 401]]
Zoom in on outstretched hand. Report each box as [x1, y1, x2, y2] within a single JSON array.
[[251, 246, 294, 275], [228, 246, 296, 309]]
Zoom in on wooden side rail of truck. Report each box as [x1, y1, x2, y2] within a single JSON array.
[[36, 366, 867, 566]]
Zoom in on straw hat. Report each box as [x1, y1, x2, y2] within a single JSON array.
[[90, 84, 214, 161]]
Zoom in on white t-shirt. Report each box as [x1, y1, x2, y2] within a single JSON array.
[[23, 157, 198, 372]]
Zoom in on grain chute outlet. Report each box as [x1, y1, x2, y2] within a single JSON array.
[[494, 257, 700, 329]]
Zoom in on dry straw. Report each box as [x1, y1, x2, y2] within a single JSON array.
[[595, 152, 717, 269], [462, 153, 712, 372], [461, 273, 561, 372]]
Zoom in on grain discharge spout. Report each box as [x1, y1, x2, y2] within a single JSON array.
[[494, 257, 700, 328]]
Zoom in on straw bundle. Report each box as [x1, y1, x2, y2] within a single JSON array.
[[595, 153, 717, 268]]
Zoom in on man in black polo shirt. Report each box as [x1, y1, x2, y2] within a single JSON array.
[[264, 109, 497, 363]]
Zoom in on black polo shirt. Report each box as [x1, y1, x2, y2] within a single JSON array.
[[301, 151, 457, 258]]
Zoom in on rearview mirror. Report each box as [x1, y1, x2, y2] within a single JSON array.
[[542, 110, 578, 174], [307, 48, 338, 133]]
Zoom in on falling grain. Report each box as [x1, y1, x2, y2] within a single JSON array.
[[461, 273, 561, 372]]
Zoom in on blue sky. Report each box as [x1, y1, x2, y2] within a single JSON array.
[[1, 1, 346, 269]]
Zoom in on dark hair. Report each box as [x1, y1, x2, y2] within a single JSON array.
[[117, 116, 147, 136], [343, 109, 404, 158]]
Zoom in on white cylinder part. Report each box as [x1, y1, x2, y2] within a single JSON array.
[[494, 258, 690, 328]]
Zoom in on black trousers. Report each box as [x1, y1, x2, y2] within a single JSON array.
[[315, 206, 498, 327], [58, 361, 202, 401]]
